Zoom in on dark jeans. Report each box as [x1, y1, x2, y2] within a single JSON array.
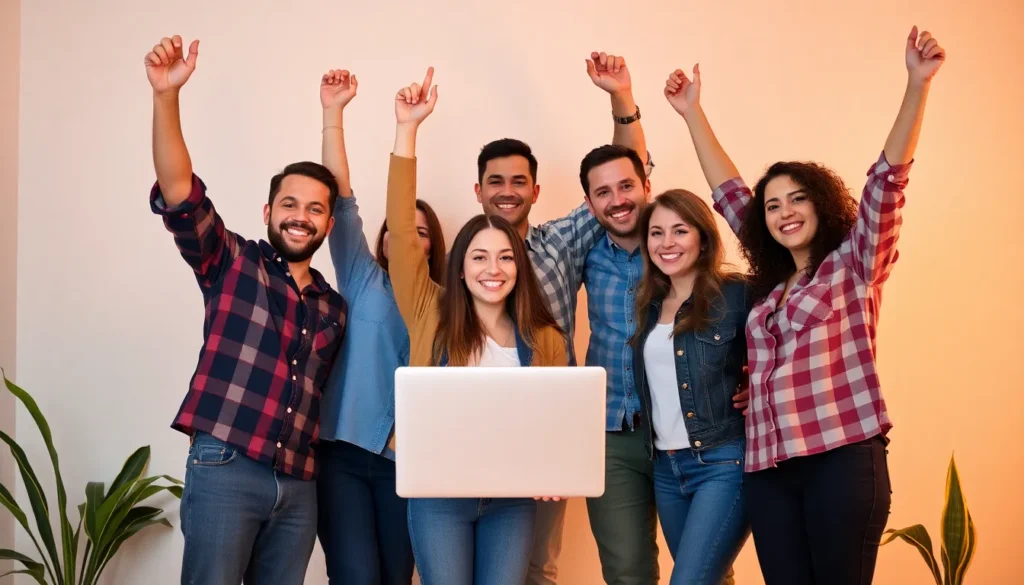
[[316, 440, 414, 585], [745, 435, 892, 585]]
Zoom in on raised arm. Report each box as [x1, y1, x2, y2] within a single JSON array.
[[885, 26, 945, 165], [845, 27, 945, 284], [665, 64, 748, 235], [321, 69, 358, 197], [387, 68, 440, 327], [147, 35, 199, 207], [587, 52, 648, 166]]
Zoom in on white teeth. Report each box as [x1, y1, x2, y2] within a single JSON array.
[[287, 228, 309, 237], [479, 280, 504, 290], [659, 253, 682, 260], [497, 204, 518, 210], [611, 210, 630, 219], [780, 222, 802, 234]]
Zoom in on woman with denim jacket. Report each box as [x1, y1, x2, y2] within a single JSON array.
[[664, 26, 946, 585], [631, 189, 751, 585], [316, 68, 448, 585], [386, 68, 568, 585]]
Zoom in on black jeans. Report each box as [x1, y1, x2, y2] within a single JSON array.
[[745, 436, 891, 585], [316, 440, 415, 585]]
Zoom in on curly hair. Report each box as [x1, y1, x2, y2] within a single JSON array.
[[739, 161, 859, 301]]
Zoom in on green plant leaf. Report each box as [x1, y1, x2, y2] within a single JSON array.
[[0, 429, 61, 584], [103, 446, 150, 501], [1, 482, 56, 583], [84, 482, 105, 541], [83, 506, 166, 585], [882, 525, 942, 585], [952, 511, 977, 585], [95, 517, 172, 579], [4, 371, 74, 585], [0, 549, 47, 584], [941, 456, 969, 585]]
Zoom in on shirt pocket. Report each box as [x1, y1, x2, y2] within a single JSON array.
[[313, 316, 344, 359], [786, 282, 835, 331], [695, 323, 738, 369]]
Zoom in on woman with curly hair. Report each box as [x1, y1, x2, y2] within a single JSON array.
[[662, 26, 946, 585]]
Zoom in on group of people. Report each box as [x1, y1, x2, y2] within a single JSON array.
[[144, 24, 945, 585]]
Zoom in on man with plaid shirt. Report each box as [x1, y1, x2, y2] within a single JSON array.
[[145, 36, 346, 585], [472, 52, 650, 585]]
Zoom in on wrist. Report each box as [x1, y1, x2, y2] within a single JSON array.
[[610, 90, 636, 116], [681, 103, 705, 123], [396, 121, 421, 132], [153, 89, 180, 104], [322, 107, 344, 128], [906, 75, 932, 92]]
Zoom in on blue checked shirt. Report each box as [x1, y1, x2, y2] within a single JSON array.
[[584, 235, 645, 431], [524, 202, 605, 366]]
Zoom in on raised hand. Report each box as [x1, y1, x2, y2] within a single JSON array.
[[321, 69, 358, 109], [664, 64, 701, 117], [395, 67, 438, 126], [586, 51, 632, 95], [145, 35, 199, 94], [906, 26, 945, 85]]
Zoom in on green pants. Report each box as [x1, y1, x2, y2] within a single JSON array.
[[586, 422, 660, 585]]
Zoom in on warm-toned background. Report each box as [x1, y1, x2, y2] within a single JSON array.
[[5, 0, 1022, 583]]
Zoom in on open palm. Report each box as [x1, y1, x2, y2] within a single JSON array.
[[144, 35, 199, 94], [395, 67, 437, 125], [906, 26, 945, 84], [664, 64, 701, 116], [321, 69, 358, 109]]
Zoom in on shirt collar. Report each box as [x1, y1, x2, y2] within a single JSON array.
[[259, 240, 331, 294]]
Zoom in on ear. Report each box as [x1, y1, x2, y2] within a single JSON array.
[[643, 178, 653, 200], [474, 183, 483, 203], [584, 195, 596, 217], [326, 215, 335, 235], [531, 183, 540, 204], [263, 203, 271, 225]]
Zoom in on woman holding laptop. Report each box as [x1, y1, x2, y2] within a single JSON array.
[[385, 67, 568, 585]]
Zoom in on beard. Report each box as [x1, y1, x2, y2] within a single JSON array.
[[598, 201, 642, 239], [267, 219, 326, 263]]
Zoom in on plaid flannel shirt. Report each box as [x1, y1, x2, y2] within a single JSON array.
[[151, 174, 347, 480], [712, 152, 910, 472]]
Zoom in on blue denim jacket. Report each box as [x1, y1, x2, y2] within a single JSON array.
[[320, 196, 409, 459], [633, 278, 749, 456]]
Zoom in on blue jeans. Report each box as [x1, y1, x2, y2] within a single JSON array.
[[316, 440, 414, 585], [407, 497, 537, 585], [179, 432, 317, 585], [653, 439, 749, 585]]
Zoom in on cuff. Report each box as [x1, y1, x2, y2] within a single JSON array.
[[150, 174, 207, 217]]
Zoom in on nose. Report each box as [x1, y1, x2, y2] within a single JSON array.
[[661, 232, 678, 248], [486, 257, 502, 274]]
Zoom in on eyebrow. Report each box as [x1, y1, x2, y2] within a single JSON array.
[[487, 174, 529, 182], [651, 223, 689, 230], [765, 188, 807, 205], [470, 248, 514, 254]]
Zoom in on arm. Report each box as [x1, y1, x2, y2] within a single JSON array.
[[146, 35, 241, 288], [320, 69, 358, 197], [845, 27, 945, 284], [587, 52, 648, 166], [666, 64, 748, 235], [387, 68, 440, 327]]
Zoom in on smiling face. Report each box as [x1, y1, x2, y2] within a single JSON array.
[[461, 227, 518, 307], [584, 157, 650, 239], [263, 174, 334, 263], [763, 174, 819, 253], [647, 204, 703, 280], [475, 155, 539, 233]]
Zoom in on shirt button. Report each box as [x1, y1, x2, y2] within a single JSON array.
[[302, 329, 307, 335], [686, 412, 695, 419], [888, 174, 896, 182], [694, 440, 702, 447], [286, 407, 293, 414], [714, 333, 721, 341], [681, 383, 688, 390], [676, 350, 683, 356], [292, 359, 297, 365], [292, 375, 297, 381], [276, 442, 282, 449]]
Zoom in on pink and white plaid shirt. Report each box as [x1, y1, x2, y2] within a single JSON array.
[[712, 152, 911, 472]]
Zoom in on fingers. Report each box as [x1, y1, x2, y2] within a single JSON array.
[[160, 36, 176, 63], [586, 58, 599, 82], [153, 44, 168, 65], [907, 25, 919, 48], [350, 73, 358, 91], [145, 51, 162, 67], [185, 39, 199, 69], [420, 66, 434, 101], [592, 52, 623, 72], [917, 30, 933, 50], [426, 84, 438, 107], [692, 63, 701, 84]]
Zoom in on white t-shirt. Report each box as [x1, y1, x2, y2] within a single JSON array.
[[475, 336, 522, 367], [643, 323, 690, 450]]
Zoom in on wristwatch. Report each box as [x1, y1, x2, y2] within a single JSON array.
[[614, 105, 641, 125]]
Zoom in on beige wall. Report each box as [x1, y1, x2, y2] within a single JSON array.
[[14, 0, 1023, 583], [1, 0, 19, 577]]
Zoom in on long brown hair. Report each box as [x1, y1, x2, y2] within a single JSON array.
[[741, 162, 857, 301], [432, 214, 561, 366], [631, 189, 739, 345], [375, 198, 447, 284]]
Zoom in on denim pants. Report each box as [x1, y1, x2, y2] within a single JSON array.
[[407, 497, 537, 585], [653, 439, 749, 585], [745, 435, 892, 585], [179, 432, 317, 585], [316, 440, 414, 585]]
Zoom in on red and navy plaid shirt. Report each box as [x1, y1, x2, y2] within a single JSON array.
[[151, 175, 347, 480], [712, 152, 911, 472]]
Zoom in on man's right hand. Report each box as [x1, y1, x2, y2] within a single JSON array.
[[394, 67, 438, 126], [145, 35, 199, 95]]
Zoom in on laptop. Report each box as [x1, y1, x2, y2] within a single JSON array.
[[394, 366, 607, 498]]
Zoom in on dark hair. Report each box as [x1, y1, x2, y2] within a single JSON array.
[[579, 144, 647, 197], [432, 214, 561, 366], [268, 161, 340, 214], [375, 199, 447, 284], [630, 189, 740, 345], [740, 161, 858, 301], [477, 139, 538, 185]]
